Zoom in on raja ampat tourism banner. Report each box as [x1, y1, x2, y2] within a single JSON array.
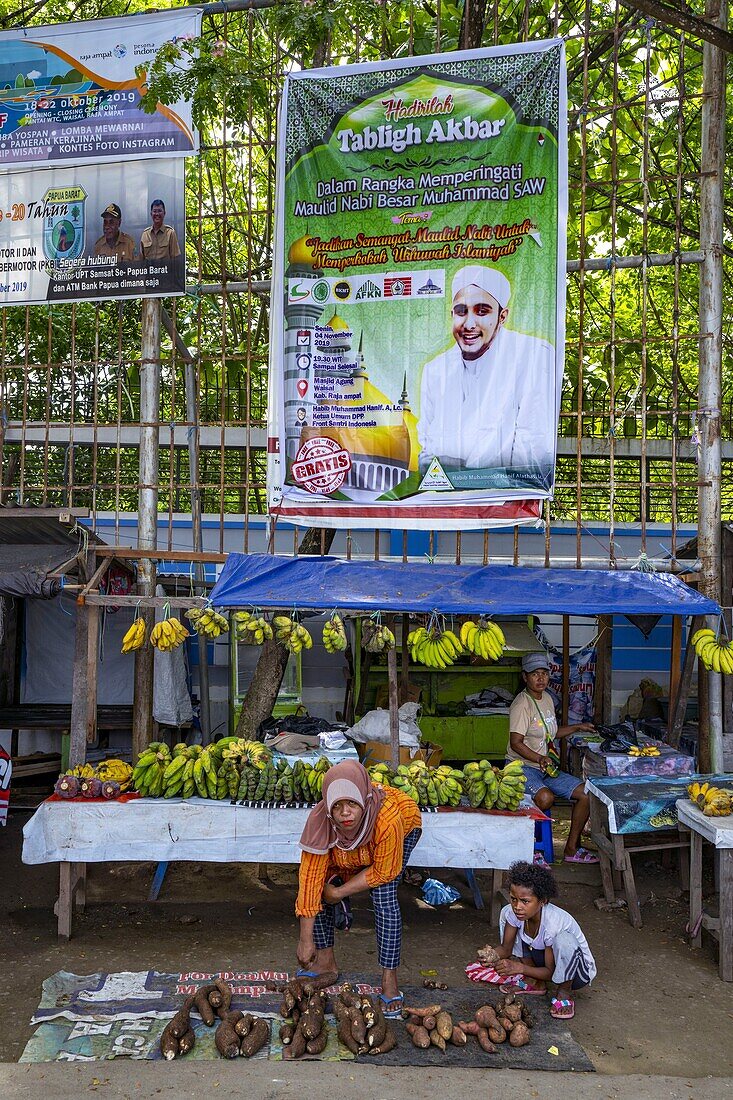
[[0, 157, 185, 305], [268, 41, 567, 530], [0, 9, 200, 168]]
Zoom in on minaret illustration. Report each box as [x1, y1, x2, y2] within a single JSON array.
[[283, 236, 419, 495]]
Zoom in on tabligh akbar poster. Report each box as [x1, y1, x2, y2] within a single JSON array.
[[268, 41, 567, 530]]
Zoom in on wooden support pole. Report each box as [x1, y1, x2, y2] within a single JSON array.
[[86, 603, 99, 744], [387, 642, 400, 771], [669, 615, 705, 747], [400, 613, 410, 699], [595, 615, 613, 724], [561, 616, 570, 726], [669, 615, 683, 725]]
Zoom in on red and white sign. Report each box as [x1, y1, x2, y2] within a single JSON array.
[[0, 747, 11, 827], [384, 276, 412, 297], [292, 437, 351, 495]]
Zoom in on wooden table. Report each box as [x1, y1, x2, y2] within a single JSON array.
[[676, 798, 733, 981], [586, 776, 691, 928], [23, 798, 536, 939]]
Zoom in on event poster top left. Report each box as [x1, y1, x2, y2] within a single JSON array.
[[0, 8, 201, 168]]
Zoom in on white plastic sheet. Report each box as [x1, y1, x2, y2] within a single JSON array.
[[22, 800, 534, 869]]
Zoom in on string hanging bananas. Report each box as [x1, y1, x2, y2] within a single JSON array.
[[121, 616, 146, 653], [273, 615, 313, 653], [459, 618, 506, 661], [362, 621, 396, 653], [406, 626, 462, 669], [323, 614, 348, 653], [232, 610, 273, 645], [150, 617, 189, 652], [185, 607, 230, 639], [691, 627, 733, 674]]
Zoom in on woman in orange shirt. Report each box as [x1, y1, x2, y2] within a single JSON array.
[[296, 760, 421, 1017]]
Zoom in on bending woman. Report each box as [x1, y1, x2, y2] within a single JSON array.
[[296, 759, 422, 1018]]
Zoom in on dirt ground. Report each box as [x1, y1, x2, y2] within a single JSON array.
[[2, 805, 733, 1079]]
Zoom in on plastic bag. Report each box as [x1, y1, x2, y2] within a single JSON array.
[[421, 878, 461, 906], [347, 701, 421, 747]]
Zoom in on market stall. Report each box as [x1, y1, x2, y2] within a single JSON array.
[[677, 795, 733, 981]]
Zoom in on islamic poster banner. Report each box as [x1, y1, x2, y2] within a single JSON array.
[[0, 9, 200, 168], [0, 157, 185, 305], [268, 41, 567, 530]]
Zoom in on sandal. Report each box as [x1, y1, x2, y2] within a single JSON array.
[[550, 997, 575, 1019], [564, 847, 599, 865], [378, 992, 404, 1019], [507, 977, 547, 995]]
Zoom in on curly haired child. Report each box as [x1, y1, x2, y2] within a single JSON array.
[[487, 860, 596, 1019]]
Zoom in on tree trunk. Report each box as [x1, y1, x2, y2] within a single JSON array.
[[234, 527, 336, 739], [459, 0, 488, 50]]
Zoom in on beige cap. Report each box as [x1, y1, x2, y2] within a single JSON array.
[[452, 265, 511, 309]]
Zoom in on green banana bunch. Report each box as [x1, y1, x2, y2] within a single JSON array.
[[323, 613, 348, 653], [362, 620, 397, 653]]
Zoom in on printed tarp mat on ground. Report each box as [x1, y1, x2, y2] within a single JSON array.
[[21, 970, 593, 1070]]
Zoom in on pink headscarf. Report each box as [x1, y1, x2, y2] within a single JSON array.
[[299, 760, 386, 855]]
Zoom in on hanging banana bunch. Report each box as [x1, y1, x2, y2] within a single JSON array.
[[121, 613, 147, 654], [150, 611, 189, 652], [273, 614, 313, 653], [407, 618, 463, 669], [186, 606, 230, 638], [323, 612, 348, 653], [460, 617, 506, 661], [233, 609, 274, 645], [362, 616, 396, 653]]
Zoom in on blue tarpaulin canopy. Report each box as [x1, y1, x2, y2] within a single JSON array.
[[210, 554, 719, 618]]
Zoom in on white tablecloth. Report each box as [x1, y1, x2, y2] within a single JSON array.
[[22, 799, 534, 869], [676, 799, 733, 849]]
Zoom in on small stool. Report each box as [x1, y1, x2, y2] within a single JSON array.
[[534, 817, 554, 863]]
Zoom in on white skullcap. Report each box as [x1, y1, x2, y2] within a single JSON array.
[[451, 265, 511, 309]]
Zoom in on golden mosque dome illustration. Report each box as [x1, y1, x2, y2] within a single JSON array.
[[326, 312, 350, 332], [288, 236, 321, 269]]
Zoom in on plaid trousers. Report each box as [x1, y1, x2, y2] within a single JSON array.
[[313, 827, 422, 969]]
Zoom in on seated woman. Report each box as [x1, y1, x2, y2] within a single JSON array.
[[508, 652, 598, 864], [296, 759, 421, 1017]]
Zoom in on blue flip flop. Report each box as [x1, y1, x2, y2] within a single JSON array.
[[378, 992, 404, 1019], [295, 969, 320, 979]]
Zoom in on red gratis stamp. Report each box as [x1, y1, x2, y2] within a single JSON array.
[[292, 437, 352, 495]]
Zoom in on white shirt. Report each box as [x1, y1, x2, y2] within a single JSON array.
[[504, 902, 597, 982], [417, 327, 557, 472]]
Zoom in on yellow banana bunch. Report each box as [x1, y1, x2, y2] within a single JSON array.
[[688, 780, 732, 816], [186, 607, 229, 638], [323, 613, 348, 653], [407, 626, 462, 668], [121, 616, 146, 654], [233, 611, 273, 645], [273, 615, 312, 653], [96, 759, 133, 791], [460, 618, 505, 661], [363, 621, 396, 653], [150, 617, 189, 652], [691, 628, 733, 674]]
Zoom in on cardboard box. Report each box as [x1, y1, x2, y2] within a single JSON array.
[[357, 739, 443, 768]]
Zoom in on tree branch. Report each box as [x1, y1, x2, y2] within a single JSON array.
[[619, 0, 733, 53]]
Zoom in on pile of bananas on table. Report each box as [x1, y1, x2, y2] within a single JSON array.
[[688, 780, 732, 817], [185, 607, 230, 638], [132, 737, 334, 805], [367, 758, 527, 811], [55, 758, 133, 800], [370, 760, 465, 807], [464, 759, 527, 810], [363, 620, 396, 653], [460, 618, 506, 661], [273, 615, 313, 653], [690, 628, 733, 674], [407, 625, 463, 668], [232, 610, 273, 644], [628, 744, 661, 757], [323, 613, 348, 653]]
